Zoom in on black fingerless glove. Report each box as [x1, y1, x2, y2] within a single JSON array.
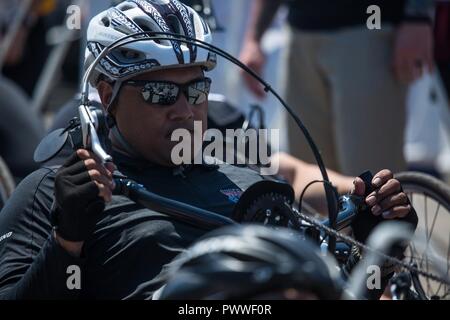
[[351, 171, 418, 246], [51, 152, 105, 242], [346, 172, 419, 299], [351, 194, 418, 247]]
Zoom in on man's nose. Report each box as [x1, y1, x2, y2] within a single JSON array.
[[167, 94, 195, 121]]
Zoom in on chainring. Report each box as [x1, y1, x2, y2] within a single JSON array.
[[244, 192, 294, 227]]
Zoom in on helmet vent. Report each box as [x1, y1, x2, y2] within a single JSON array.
[[133, 17, 162, 44], [166, 14, 183, 36], [101, 16, 111, 27], [122, 50, 140, 60], [110, 48, 145, 63], [117, 2, 136, 11]]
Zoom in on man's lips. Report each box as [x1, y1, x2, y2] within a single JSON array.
[[166, 127, 195, 139]]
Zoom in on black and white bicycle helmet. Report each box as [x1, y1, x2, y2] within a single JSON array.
[[85, 0, 217, 87], [158, 225, 343, 300]]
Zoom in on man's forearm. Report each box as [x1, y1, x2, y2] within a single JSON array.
[[296, 162, 353, 196], [245, 0, 283, 42], [275, 152, 354, 215], [54, 229, 84, 258], [0, 235, 84, 299]]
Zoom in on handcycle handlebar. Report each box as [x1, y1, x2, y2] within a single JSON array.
[[113, 178, 236, 230], [321, 194, 367, 231], [78, 105, 112, 164], [112, 176, 368, 236]]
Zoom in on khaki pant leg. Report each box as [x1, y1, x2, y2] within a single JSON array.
[[318, 26, 407, 176], [282, 27, 339, 171]]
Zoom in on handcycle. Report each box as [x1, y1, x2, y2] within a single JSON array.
[[28, 30, 450, 299], [392, 171, 450, 300], [31, 94, 450, 299]]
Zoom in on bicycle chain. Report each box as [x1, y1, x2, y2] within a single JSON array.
[[292, 208, 450, 286]]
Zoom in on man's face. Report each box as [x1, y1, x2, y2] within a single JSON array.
[[110, 66, 208, 166]]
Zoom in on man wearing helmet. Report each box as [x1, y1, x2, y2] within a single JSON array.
[[0, 0, 417, 300]]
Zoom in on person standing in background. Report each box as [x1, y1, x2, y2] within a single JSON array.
[[239, 0, 435, 176]]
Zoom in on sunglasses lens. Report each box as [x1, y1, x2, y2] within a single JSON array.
[[142, 82, 179, 105], [187, 79, 211, 105], [139, 78, 211, 106]]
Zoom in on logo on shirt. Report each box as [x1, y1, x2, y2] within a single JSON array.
[[220, 188, 243, 203], [0, 231, 12, 244]]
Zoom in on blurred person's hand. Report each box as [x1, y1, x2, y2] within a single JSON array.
[[238, 0, 282, 99], [239, 40, 267, 99], [393, 22, 434, 84]]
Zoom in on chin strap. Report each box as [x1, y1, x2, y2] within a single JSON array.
[[106, 81, 123, 112], [104, 80, 143, 159], [104, 95, 141, 160]]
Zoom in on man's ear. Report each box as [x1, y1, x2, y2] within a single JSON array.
[[96, 80, 113, 110]]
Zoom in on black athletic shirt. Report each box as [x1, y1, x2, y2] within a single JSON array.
[[0, 151, 264, 299], [286, 0, 406, 30]]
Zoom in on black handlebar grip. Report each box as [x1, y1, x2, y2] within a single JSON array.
[[358, 170, 374, 197]]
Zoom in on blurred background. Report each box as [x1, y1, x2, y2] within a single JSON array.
[[0, 0, 449, 187]]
